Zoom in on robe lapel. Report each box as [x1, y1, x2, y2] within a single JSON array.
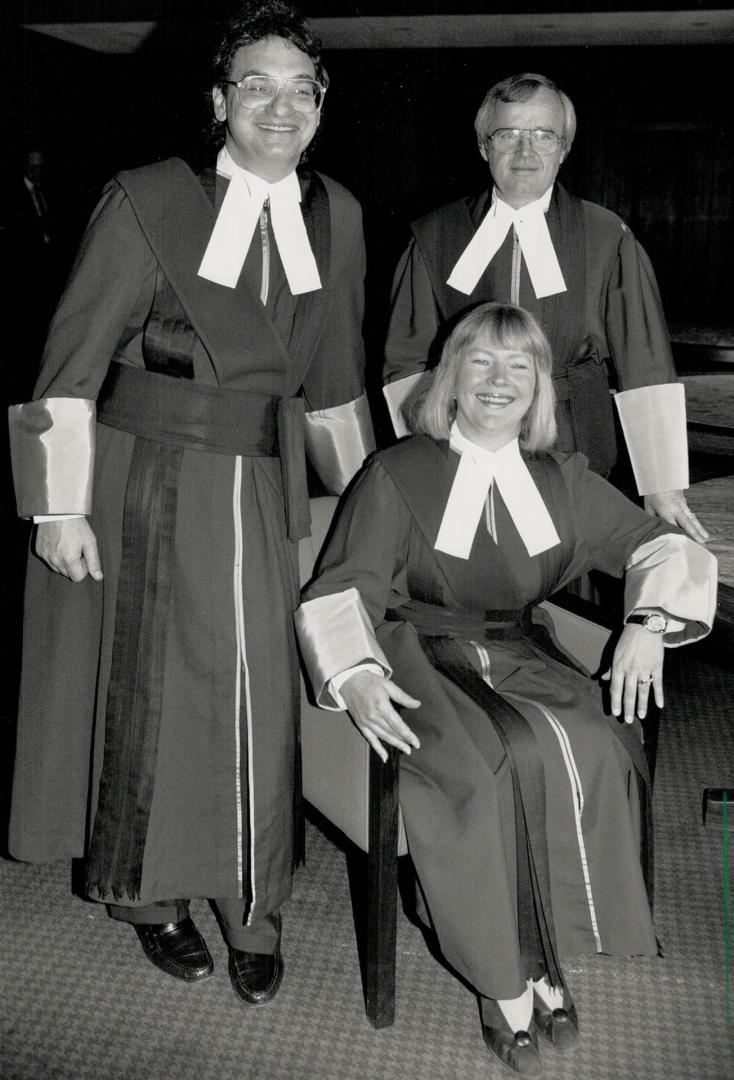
[[116, 157, 292, 386]]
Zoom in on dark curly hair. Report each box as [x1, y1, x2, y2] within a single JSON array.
[[208, 2, 327, 148]]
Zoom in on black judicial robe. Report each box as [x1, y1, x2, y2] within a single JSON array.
[[10, 159, 370, 915], [384, 185, 678, 477], [300, 438, 713, 998]]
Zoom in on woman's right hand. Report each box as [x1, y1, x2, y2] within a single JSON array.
[[35, 518, 104, 582], [339, 670, 421, 763]]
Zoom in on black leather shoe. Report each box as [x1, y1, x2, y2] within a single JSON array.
[[532, 987, 579, 1050], [481, 998, 543, 1077], [228, 947, 284, 1006], [134, 918, 214, 982]]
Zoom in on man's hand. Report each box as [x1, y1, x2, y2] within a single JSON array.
[[601, 624, 664, 724], [644, 489, 709, 543], [339, 670, 421, 763], [35, 519, 104, 583]]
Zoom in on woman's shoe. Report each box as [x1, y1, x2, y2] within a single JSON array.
[[532, 986, 579, 1050], [481, 998, 543, 1078]]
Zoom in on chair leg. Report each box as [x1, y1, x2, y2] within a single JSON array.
[[365, 745, 400, 1028], [643, 704, 660, 785]]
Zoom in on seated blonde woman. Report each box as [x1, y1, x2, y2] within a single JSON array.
[[296, 302, 716, 1077]]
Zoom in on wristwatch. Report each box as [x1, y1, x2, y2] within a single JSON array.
[[627, 612, 668, 634]]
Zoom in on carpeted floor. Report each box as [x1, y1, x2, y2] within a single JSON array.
[[2, 641, 732, 1080]]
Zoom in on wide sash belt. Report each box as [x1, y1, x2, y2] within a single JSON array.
[[97, 362, 310, 540], [98, 361, 279, 455], [389, 598, 530, 640]]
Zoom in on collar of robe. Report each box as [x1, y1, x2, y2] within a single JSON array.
[[434, 422, 561, 560], [446, 185, 566, 299], [197, 146, 322, 294]]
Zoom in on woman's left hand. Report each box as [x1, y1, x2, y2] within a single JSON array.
[[601, 624, 664, 724]]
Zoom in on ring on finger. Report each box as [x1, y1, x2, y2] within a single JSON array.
[[637, 677, 653, 685]]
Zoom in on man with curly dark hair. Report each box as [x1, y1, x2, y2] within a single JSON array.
[[8, 1, 373, 1006]]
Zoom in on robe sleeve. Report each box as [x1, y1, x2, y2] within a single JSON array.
[[382, 239, 441, 437], [8, 183, 157, 516], [301, 183, 375, 493], [31, 182, 155, 400], [561, 453, 716, 644], [296, 458, 411, 705], [603, 228, 676, 391], [601, 223, 688, 493]]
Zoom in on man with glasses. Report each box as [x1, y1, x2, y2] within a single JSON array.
[[384, 72, 706, 542], [8, 1, 373, 1005]]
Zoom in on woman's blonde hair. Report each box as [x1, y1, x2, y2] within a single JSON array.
[[411, 302, 557, 454]]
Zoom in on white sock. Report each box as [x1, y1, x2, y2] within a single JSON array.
[[532, 974, 565, 1010], [497, 982, 533, 1031]]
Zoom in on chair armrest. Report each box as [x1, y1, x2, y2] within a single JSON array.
[[535, 595, 613, 677], [299, 495, 408, 855]]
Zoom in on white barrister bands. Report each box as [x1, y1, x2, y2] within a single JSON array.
[[435, 424, 561, 560], [447, 187, 566, 299], [197, 147, 321, 294], [614, 383, 688, 495]]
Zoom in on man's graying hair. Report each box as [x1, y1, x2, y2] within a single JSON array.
[[474, 73, 576, 151]]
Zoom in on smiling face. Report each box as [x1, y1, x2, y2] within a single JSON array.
[[454, 339, 537, 451], [479, 85, 567, 209], [211, 35, 321, 182]]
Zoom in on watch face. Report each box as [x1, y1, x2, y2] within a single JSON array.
[[644, 614, 667, 633]]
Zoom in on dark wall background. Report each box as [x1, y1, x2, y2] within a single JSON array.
[[8, 25, 733, 520], [320, 44, 734, 356], [13, 26, 734, 375]]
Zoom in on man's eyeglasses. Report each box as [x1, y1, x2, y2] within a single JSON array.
[[225, 75, 327, 113], [486, 128, 563, 155]]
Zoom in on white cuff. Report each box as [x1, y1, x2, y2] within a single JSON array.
[[304, 393, 375, 494], [382, 372, 423, 439], [614, 384, 688, 495], [296, 587, 392, 709], [623, 533, 717, 645], [9, 398, 95, 517]]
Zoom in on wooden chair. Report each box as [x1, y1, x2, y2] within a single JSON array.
[[298, 496, 406, 1029], [298, 496, 652, 1029]]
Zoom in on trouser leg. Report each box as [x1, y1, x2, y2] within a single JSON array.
[[107, 899, 190, 924], [107, 896, 282, 952], [213, 898, 282, 953]]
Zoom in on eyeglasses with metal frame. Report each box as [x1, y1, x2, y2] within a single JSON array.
[[486, 128, 564, 155], [224, 75, 327, 113]]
